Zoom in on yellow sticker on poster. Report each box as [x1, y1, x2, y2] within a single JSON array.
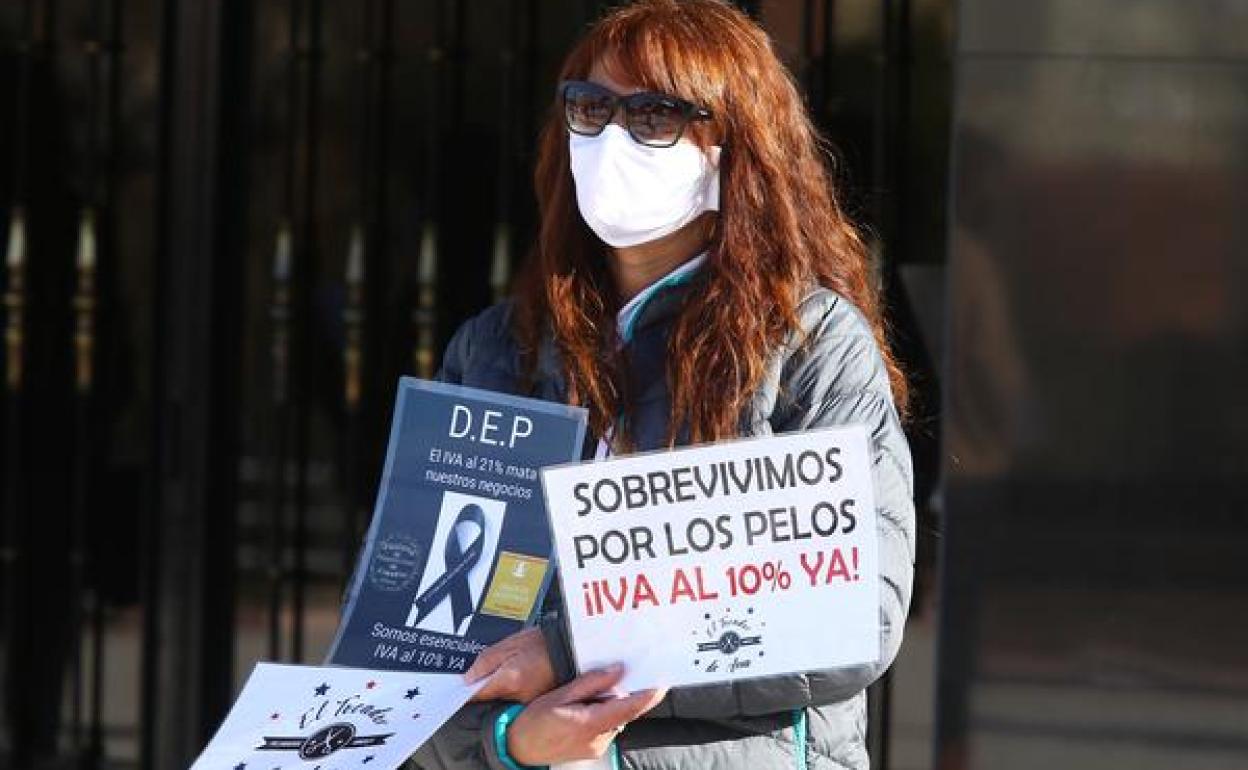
[[480, 552, 549, 621]]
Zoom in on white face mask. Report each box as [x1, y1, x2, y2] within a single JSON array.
[[568, 123, 721, 248]]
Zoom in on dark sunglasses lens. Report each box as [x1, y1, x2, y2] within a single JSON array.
[[626, 95, 689, 146], [564, 84, 615, 135]]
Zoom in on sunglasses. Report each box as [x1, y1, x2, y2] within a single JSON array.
[[558, 79, 714, 148]]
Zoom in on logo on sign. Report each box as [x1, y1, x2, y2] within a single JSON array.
[[693, 608, 766, 675], [256, 721, 394, 759], [369, 534, 424, 592]]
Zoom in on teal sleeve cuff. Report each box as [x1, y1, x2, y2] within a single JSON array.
[[494, 703, 546, 770]]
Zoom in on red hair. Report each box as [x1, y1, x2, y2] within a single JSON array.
[[514, 0, 907, 447]]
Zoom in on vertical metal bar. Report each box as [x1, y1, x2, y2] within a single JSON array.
[[1, 207, 26, 760], [94, 7, 122, 763], [801, 0, 816, 101], [2, 1, 38, 757], [66, 0, 109, 762], [140, 0, 169, 754], [291, 0, 324, 662], [413, 0, 448, 378], [140, 0, 173, 758], [69, 207, 97, 762], [9, 2, 35, 199], [491, 0, 519, 304], [211, 0, 252, 721], [519, 0, 538, 256], [339, 0, 396, 575], [822, 0, 836, 130], [345, 0, 371, 403], [522, 0, 538, 142], [266, 0, 303, 663], [873, 0, 902, 253], [287, 0, 305, 665], [341, 0, 373, 573], [448, 0, 465, 307], [371, 0, 394, 322], [148, 0, 238, 759], [890, 0, 912, 266], [267, 222, 292, 661], [89, 0, 122, 761], [343, 220, 364, 569]]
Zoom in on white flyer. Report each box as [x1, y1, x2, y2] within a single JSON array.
[[541, 425, 880, 693], [189, 663, 481, 770]]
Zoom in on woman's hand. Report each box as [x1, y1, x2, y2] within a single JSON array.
[[466, 627, 556, 703], [507, 664, 667, 766]]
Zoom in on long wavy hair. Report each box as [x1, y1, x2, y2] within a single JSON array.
[[513, 0, 907, 448]]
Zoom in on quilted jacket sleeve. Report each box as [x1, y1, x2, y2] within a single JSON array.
[[637, 291, 917, 719], [434, 309, 477, 385]]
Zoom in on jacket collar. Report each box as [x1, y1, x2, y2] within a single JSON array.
[[617, 253, 707, 344], [531, 258, 706, 389]]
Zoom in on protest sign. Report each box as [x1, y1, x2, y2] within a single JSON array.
[[329, 377, 587, 673], [541, 425, 879, 693], [189, 663, 480, 770]]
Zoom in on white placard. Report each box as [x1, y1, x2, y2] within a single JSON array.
[[541, 425, 879, 693], [189, 663, 481, 770]]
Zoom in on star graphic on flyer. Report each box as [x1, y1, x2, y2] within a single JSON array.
[[405, 688, 419, 699], [365, 680, 378, 689], [314, 682, 330, 696]]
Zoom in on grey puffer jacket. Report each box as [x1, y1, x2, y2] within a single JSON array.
[[407, 278, 915, 770]]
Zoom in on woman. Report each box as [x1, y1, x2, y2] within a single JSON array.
[[409, 1, 915, 768]]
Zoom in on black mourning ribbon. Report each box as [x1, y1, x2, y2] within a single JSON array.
[[407, 503, 486, 630]]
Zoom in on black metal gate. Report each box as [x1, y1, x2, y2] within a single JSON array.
[[0, 1, 947, 767]]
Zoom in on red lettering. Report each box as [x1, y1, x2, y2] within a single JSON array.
[[633, 574, 659, 609], [694, 567, 719, 600], [602, 578, 628, 612], [670, 569, 696, 604], [824, 549, 852, 583], [799, 551, 824, 587]]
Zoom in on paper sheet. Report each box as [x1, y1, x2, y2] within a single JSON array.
[[189, 663, 482, 770]]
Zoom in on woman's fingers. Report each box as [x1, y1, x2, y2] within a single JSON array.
[[465, 638, 512, 683], [584, 687, 668, 734], [467, 628, 557, 703], [469, 666, 518, 702], [505, 675, 666, 765], [464, 647, 507, 702], [465, 635, 522, 702], [550, 663, 626, 705]]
